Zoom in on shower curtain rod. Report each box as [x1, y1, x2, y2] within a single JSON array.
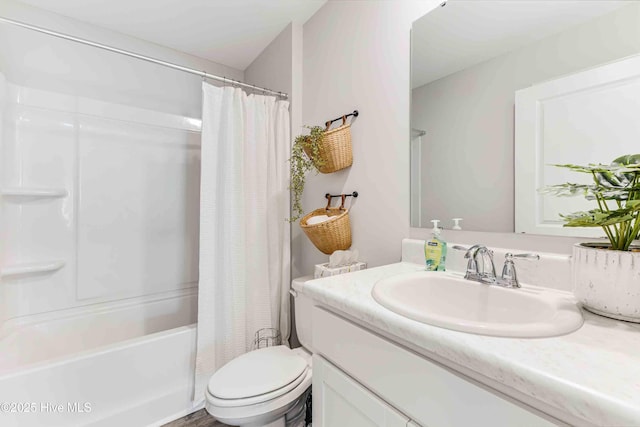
[[0, 16, 289, 99]]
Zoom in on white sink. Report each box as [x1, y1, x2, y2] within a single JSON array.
[[371, 272, 583, 338]]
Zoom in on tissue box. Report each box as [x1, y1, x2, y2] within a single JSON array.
[[314, 262, 367, 279]]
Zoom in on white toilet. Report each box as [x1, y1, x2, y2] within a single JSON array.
[[205, 276, 315, 427]]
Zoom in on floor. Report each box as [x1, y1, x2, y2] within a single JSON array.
[[162, 409, 230, 427]]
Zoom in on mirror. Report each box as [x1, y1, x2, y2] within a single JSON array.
[[411, 1, 640, 236]]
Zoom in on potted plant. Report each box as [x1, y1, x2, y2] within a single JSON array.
[[544, 154, 640, 322], [288, 126, 326, 222]]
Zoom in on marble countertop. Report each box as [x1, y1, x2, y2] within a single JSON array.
[[294, 262, 640, 426]]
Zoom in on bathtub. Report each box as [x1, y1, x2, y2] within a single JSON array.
[[0, 291, 200, 427]]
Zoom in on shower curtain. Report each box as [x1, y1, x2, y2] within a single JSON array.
[[194, 83, 291, 402]]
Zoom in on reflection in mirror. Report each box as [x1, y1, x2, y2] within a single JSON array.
[[410, 1, 640, 236]]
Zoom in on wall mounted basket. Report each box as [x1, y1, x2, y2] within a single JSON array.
[[300, 193, 356, 254], [303, 111, 357, 174], [300, 207, 352, 254]]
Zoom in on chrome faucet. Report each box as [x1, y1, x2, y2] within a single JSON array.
[[455, 245, 497, 284], [452, 245, 539, 288]]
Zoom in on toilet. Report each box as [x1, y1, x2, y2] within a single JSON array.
[[205, 276, 315, 427]]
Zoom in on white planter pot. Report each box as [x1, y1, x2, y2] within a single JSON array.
[[572, 243, 640, 322]]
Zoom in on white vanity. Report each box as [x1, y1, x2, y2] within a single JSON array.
[[295, 239, 640, 427]]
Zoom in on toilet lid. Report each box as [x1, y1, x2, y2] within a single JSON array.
[[208, 346, 308, 401]]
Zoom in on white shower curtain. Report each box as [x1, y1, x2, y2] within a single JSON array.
[[194, 83, 291, 402]]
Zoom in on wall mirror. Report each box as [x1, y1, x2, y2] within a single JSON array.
[[410, 1, 640, 237]]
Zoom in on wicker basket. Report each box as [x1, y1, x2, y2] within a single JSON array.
[[300, 207, 352, 255], [303, 116, 353, 174]]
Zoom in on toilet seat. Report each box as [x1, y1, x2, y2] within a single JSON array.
[[207, 365, 309, 407], [207, 346, 309, 407], [205, 346, 312, 427]]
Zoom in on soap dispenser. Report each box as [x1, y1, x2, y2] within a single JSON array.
[[425, 220, 447, 271]]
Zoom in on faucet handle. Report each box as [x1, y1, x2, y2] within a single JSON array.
[[505, 252, 540, 261], [500, 253, 540, 288], [500, 258, 518, 288]]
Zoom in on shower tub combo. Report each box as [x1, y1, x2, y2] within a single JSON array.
[[0, 80, 202, 426]]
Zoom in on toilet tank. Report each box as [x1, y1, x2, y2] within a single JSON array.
[[292, 276, 315, 353]]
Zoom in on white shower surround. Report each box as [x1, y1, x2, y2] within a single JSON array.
[[1, 80, 201, 321], [0, 79, 202, 425]]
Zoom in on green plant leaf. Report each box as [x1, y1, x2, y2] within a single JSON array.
[[540, 183, 640, 200], [543, 154, 640, 250], [287, 125, 327, 222], [561, 210, 635, 227], [595, 169, 628, 188], [551, 163, 640, 175], [539, 183, 592, 197], [612, 154, 640, 166]]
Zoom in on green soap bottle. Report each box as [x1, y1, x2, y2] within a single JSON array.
[[425, 219, 447, 271]]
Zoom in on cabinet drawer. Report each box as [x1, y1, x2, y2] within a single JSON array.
[[312, 306, 559, 427]]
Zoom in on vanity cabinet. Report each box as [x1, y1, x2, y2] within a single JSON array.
[[312, 306, 560, 427], [313, 355, 413, 427]]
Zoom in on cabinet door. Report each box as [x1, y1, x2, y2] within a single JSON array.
[[313, 355, 409, 427]]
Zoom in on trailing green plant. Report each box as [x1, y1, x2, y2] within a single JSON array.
[[288, 125, 326, 222], [542, 154, 640, 251]]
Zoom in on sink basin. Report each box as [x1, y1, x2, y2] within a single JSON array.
[[372, 272, 583, 338]]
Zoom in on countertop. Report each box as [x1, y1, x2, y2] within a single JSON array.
[[294, 262, 640, 426]]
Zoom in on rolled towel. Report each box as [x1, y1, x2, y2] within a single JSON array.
[[307, 214, 330, 225]]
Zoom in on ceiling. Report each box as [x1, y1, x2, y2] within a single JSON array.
[[412, 1, 632, 89], [15, 0, 326, 70]]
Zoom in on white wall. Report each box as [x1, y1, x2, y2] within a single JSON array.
[[0, 0, 243, 118], [412, 2, 640, 233], [299, 1, 440, 274], [245, 23, 294, 97]]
